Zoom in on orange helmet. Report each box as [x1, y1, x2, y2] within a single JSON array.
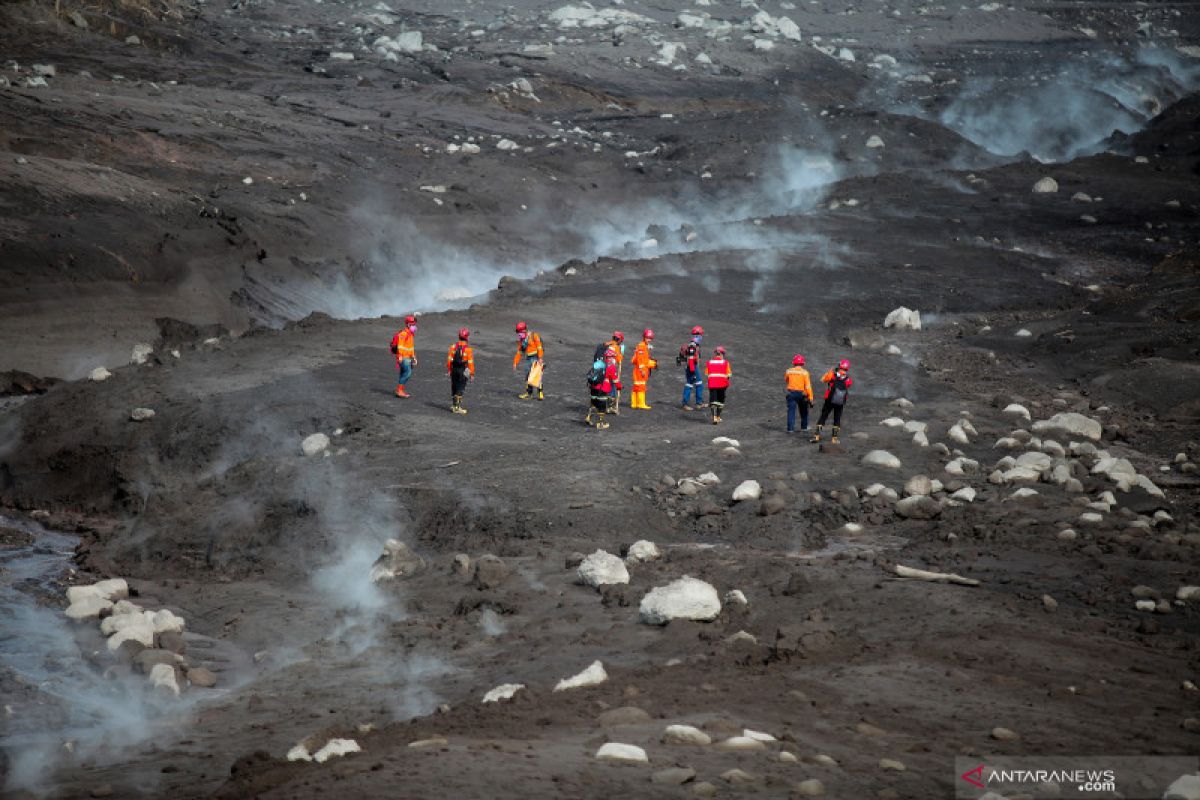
[[643, 328, 654, 339], [691, 325, 704, 336], [459, 328, 470, 340], [515, 321, 527, 333], [792, 354, 805, 366]]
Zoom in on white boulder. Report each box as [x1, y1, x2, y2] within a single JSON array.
[[554, 660, 608, 692], [130, 407, 155, 422], [301, 433, 330, 456], [639, 576, 721, 625], [148, 663, 181, 696], [862, 450, 902, 469], [626, 540, 661, 563], [732, 480, 761, 502], [951, 487, 977, 503], [880, 417, 905, 428], [130, 343, 153, 364], [595, 743, 648, 764], [866, 135, 885, 149], [1163, 774, 1200, 800], [89, 367, 112, 382], [883, 307, 921, 331], [482, 683, 525, 703], [314, 739, 361, 762], [64, 596, 112, 621], [1032, 177, 1059, 193], [577, 550, 630, 587], [1032, 412, 1102, 442], [663, 724, 711, 745], [1003, 404, 1031, 421]]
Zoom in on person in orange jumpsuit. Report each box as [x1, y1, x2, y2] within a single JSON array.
[[389, 314, 418, 398], [512, 321, 545, 401], [704, 346, 731, 424], [785, 354, 814, 433], [446, 327, 475, 415], [629, 328, 658, 410]]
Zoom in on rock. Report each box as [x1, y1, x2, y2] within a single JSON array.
[[904, 475, 932, 496], [626, 540, 661, 563], [1003, 403, 1031, 421], [879, 758, 906, 771], [779, 751, 798, 763], [692, 781, 718, 796], [696, 472, 721, 485], [64, 596, 113, 621], [1177, 586, 1200, 602], [862, 450, 902, 469], [951, 487, 977, 503], [482, 683, 524, 703], [314, 739, 361, 762], [1042, 594, 1058, 612], [712, 436, 740, 449], [125, 34, 140, 45], [148, 663, 181, 696], [452, 554, 471, 574], [133, 648, 183, 674], [795, 779, 826, 796], [894, 564, 979, 586], [468, 554, 508, 589], [554, 660, 607, 692], [598, 706, 651, 727], [895, 495, 941, 520], [716, 737, 766, 751], [1136, 599, 1156, 612], [948, 423, 971, 445], [1015, 328, 1033, 338], [149, 609, 185, 635], [130, 407, 155, 422], [777, 16, 801, 40], [301, 433, 330, 456], [69, 10, 88, 27], [370, 539, 425, 582], [912, 431, 929, 448], [760, 495, 787, 516], [991, 727, 1020, 741], [866, 135, 885, 150], [1010, 487, 1039, 500], [724, 589, 748, 605], [880, 417, 905, 428], [577, 550, 630, 587], [1078, 512, 1104, 526], [640, 577, 721, 625], [496, 138, 518, 151], [187, 667, 217, 688], [883, 307, 920, 330], [1163, 774, 1200, 800], [89, 367, 112, 382], [653, 767, 697, 785], [1032, 177, 1058, 193], [663, 724, 712, 746], [732, 480, 762, 501], [1032, 412, 1102, 442], [595, 743, 648, 764], [68, 579, 128, 605], [130, 343, 153, 364]]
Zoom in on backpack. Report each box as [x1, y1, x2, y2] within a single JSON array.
[[676, 341, 697, 367], [586, 358, 606, 389], [451, 343, 469, 371], [829, 375, 849, 405]]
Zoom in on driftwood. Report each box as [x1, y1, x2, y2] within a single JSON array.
[[893, 564, 980, 587]]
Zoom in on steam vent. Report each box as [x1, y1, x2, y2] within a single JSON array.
[[2, 0, 1199, 797]]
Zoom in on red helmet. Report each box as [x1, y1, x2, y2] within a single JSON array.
[[838, 359, 850, 370], [404, 314, 416, 325], [691, 326, 704, 336], [612, 331, 624, 343], [459, 328, 471, 340], [515, 321, 527, 333], [715, 346, 726, 355], [792, 354, 805, 366], [643, 328, 654, 340]]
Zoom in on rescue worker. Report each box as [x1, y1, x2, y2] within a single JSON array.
[[785, 354, 814, 433], [446, 328, 475, 415], [678, 326, 706, 410], [704, 346, 731, 424], [389, 314, 418, 398], [586, 347, 620, 430], [512, 321, 545, 400], [629, 328, 657, 410], [604, 331, 626, 413], [812, 359, 852, 443]]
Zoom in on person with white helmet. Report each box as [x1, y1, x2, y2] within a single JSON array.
[[812, 359, 852, 443], [784, 354, 814, 433], [629, 328, 658, 410]]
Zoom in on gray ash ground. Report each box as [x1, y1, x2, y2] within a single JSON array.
[[2, 0, 1200, 797]]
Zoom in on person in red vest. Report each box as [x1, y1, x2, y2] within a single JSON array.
[[389, 314, 418, 398], [445, 328, 475, 415], [812, 359, 852, 443], [704, 346, 732, 425]]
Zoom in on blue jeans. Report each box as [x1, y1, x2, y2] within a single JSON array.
[[396, 358, 413, 386], [787, 391, 810, 431], [682, 369, 704, 406]]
